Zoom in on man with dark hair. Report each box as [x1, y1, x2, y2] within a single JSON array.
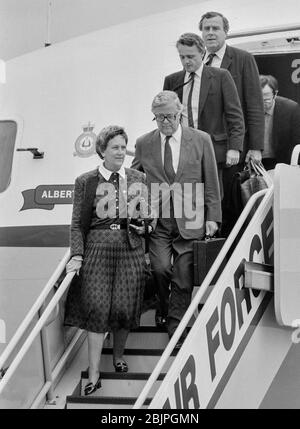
[[199, 12, 265, 235], [260, 74, 300, 169], [199, 11, 264, 163], [163, 32, 245, 197]]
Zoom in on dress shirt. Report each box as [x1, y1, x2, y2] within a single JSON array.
[[160, 125, 182, 173], [90, 161, 127, 226], [98, 162, 126, 180], [203, 43, 227, 68], [182, 65, 203, 128]]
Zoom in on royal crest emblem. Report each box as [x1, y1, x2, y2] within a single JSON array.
[[74, 122, 97, 157]]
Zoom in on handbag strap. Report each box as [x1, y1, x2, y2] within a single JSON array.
[[244, 160, 259, 177], [251, 160, 273, 187], [249, 160, 261, 176]]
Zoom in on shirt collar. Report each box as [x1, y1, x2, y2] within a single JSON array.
[[265, 100, 275, 116], [98, 161, 126, 180], [205, 42, 227, 62], [160, 124, 182, 143], [160, 124, 182, 144], [189, 63, 203, 79]]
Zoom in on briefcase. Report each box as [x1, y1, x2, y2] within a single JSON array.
[[193, 238, 226, 286]]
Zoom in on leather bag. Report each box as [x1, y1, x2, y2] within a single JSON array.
[[240, 161, 270, 206], [193, 236, 227, 286]]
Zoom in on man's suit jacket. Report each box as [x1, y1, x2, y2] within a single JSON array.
[[220, 45, 265, 154], [163, 65, 245, 165], [131, 126, 222, 240], [271, 96, 300, 164], [70, 167, 148, 257]]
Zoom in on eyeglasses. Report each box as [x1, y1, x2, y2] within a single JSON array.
[[153, 113, 178, 122], [263, 91, 278, 102]]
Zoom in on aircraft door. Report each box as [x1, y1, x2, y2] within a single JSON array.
[[0, 120, 17, 194]]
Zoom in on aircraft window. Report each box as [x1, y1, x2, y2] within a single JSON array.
[[0, 120, 17, 193]]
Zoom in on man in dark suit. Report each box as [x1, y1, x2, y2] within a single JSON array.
[[132, 90, 221, 346], [260, 74, 300, 169], [163, 32, 244, 197], [199, 11, 265, 234]]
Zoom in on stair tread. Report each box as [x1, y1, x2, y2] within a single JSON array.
[[131, 326, 167, 333], [81, 370, 166, 380], [101, 347, 178, 356], [66, 395, 151, 405]]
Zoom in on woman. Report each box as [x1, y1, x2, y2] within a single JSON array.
[[64, 125, 153, 395]]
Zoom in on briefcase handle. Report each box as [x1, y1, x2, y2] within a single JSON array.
[[204, 234, 217, 241]]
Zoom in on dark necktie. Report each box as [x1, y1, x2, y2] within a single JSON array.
[[187, 72, 195, 128], [164, 136, 176, 183], [172, 72, 195, 92], [110, 171, 119, 184], [205, 53, 216, 66], [111, 172, 127, 219]]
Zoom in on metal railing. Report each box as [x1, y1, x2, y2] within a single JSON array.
[[0, 249, 85, 408], [291, 145, 300, 166], [133, 186, 272, 408]]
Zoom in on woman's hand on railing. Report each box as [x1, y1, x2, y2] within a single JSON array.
[[66, 256, 82, 275]]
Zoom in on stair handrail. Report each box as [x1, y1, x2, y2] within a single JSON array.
[[133, 187, 272, 409], [0, 249, 74, 395], [291, 144, 300, 166], [0, 249, 70, 371]]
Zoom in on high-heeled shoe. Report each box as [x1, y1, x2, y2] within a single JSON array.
[[113, 360, 128, 373], [84, 375, 102, 396]]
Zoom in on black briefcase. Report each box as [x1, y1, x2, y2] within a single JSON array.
[[193, 238, 226, 286]]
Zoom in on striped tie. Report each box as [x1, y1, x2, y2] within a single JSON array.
[[205, 53, 216, 66]]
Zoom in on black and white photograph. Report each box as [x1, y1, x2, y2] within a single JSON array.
[[0, 0, 300, 412]]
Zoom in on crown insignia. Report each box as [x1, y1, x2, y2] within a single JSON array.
[[74, 121, 97, 158], [82, 121, 95, 133]]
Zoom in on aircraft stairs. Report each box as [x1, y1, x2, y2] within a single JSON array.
[[64, 310, 177, 409], [1, 154, 300, 409]]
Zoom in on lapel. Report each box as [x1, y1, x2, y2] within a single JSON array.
[[272, 100, 279, 150], [151, 130, 169, 182], [81, 168, 99, 234], [172, 71, 185, 101], [174, 127, 192, 182], [220, 45, 233, 70], [198, 66, 212, 121]]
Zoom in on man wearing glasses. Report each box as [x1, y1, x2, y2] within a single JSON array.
[[131, 90, 221, 347], [260, 74, 300, 170]]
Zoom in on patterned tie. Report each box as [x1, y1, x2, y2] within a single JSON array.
[[205, 53, 216, 66], [164, 136, 176, 183], [187, 72, 195, 128]]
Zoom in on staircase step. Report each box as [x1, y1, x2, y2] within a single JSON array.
[[104, 331, 169, 349], [140, 309, 156, 326], [139, 308, 195, 328], [66, 395, 151, 409], [95, 349, 176, 373], [79, 371, 165, 397]]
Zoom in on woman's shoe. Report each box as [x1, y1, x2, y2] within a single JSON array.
[[113, 360, 128, 373], [84, 375, 102, 396]]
